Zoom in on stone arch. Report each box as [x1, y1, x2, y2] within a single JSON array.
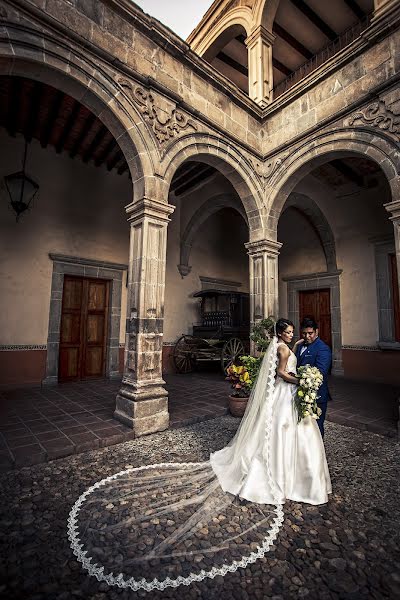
[[163, 136, 264, 238], [178, 193, 248, 277], [191, 8, 252, 57], [282, 193, 338, 272], [254, 0, 281, 31], [266, 129, 400, 234], [0, 24, 155, 201]]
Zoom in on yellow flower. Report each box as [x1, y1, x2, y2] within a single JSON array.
[[298, 390, 304, 397]]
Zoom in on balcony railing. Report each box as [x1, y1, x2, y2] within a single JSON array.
[[272, 13, 372, 99]]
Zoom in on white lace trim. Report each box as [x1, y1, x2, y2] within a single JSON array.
[[67, 339, 285, 592]]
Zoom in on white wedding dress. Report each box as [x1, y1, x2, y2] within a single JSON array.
[[210, 342, 332, 505], [68, 337, 332, 592]]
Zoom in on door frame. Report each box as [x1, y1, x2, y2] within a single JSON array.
[[43, 254, 127, 385], [283, 270, 343, 375]]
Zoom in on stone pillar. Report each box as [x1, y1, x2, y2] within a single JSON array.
[[114, 198, 174, 436], [245, 240, 282, 336], [246, 26, 275, 108], [384, 200, 400, 296]]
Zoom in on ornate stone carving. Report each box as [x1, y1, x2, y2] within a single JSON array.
[[117, 78, 198, 144], [251, 156, 286, 188], [348, 100, 400, 141]]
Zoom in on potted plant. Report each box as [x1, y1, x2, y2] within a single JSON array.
[[226, 316, 275, 417]]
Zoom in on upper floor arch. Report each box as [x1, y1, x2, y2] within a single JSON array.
[[189, 0, 375, 106]]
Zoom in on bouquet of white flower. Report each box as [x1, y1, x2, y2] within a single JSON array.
[[294, 364, 323, 423]]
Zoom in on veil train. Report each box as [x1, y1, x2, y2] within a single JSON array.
[[67, 336, 284, 592]]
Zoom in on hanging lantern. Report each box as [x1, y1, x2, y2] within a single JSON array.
[[4, 140, 38, 222]]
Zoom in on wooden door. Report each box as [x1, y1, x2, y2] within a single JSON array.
[[299, 289, 332, 347], [390, 254, 400, 341], [59, 276, 109, 381]]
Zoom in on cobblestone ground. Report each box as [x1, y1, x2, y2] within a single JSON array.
[[1, 417, 399, 600]]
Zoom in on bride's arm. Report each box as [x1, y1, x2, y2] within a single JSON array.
[[276, 345, 299, 384]]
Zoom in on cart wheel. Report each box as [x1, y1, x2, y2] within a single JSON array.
[[221, 337, 245, 373], [173, 336, 196, 374]]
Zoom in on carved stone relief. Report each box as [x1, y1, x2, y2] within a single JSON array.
[[348, 99, 400, 142], [117, 77, 198, 146]]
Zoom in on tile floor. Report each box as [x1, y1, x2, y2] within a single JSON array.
[[0, 372, 398, 471]]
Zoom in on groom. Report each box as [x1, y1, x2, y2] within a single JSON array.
[[295, 317, 332, 438]]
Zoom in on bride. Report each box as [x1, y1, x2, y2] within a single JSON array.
[[211, 318, 331, 506], [68, 318, 331, 592]]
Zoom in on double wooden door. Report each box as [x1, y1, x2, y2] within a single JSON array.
[[59, 276, 110, 381], [298, 289, 332, 347]]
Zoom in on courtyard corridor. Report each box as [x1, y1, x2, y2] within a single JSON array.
[[0, 373, 398, 471]]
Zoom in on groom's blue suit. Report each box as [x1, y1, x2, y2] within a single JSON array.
[[295, 337, 332, 438]]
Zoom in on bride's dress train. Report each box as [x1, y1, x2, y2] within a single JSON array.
[[211, 345, 331, 506], [68, 338, 331, 592]]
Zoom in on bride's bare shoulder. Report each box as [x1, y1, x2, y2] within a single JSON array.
[[277, 342, 290, 356]]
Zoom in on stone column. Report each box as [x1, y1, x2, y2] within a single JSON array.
[[245, 240, 282, 336], [246, 26, 275, 108], [384, 200, 400, 295], [114, 198, 174, 436]]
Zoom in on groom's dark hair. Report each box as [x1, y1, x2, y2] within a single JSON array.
[[300, 317, 318, 330]]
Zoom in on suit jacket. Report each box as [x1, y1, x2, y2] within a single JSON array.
[[295, 337, 332, 404]]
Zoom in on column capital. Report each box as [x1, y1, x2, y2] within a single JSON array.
[[245, 239, 282, 256], [126, 198, 175, 223], [245, 25, 275, 48], [384, 200, 400, 221]]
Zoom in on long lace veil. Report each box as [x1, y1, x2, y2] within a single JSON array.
[[67, 336, 284, 592]]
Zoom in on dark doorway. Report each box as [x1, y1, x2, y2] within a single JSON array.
[[299, 289, 332, 347], [59, 276, 110, 380]]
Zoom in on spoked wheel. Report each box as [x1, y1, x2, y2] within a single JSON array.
[[173, 336, 197, 374], [221, 337, 245, 374]]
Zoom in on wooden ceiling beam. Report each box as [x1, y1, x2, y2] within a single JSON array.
[[83, 124, 108, 163], [273, 22, 313, 59], [40, 89, 64, 148], [117, 162, 129, 176], [25, 81, 43, 142], [107, 148, 123, 171], [95, 136, 117, 167], [7, 77, 21, 137], [69, 112, 96, 158], [344, 0, 365, 20], [56, 101, 81, 153], [289, 0, 337, 41], [171, 164, 213, 193], [174, 166, 216, 196], [331, 159, 364, 187], [170, 163, 204, 190], [273, 57, 293, 77], [216, 51, 248, 77]]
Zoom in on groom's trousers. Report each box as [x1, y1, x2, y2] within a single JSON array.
[[317, 402, 327, 438]]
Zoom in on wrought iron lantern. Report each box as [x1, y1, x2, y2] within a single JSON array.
[[4, 140, 39, 222]]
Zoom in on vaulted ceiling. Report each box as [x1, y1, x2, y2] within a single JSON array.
[[0, 76, 129, 176]]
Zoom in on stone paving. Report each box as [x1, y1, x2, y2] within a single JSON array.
[[0, 416, 399, 600], [0, 373, 398, 471]]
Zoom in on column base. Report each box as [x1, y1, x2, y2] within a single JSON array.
[[42, 375, 58, 386], [114, 381, 169, 436]]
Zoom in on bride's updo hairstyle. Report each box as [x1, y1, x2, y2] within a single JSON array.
[[275, 318, 294, 337]]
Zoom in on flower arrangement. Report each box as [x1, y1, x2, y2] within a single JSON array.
[[226, 317, 276, 398], [225, 363, 253, 397], [294, 365, 323, 422]]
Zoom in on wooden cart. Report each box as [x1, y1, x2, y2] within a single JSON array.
[[173, 289, 250, 374]]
